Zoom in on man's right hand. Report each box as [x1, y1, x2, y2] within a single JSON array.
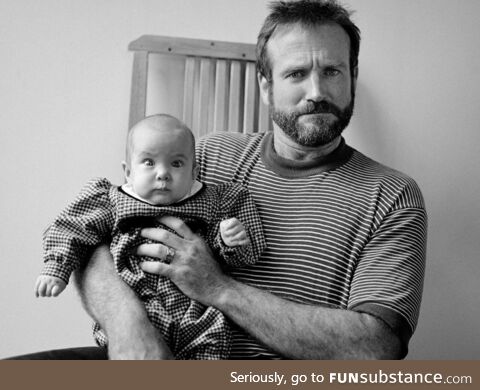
[[137, 216, 230, 308]]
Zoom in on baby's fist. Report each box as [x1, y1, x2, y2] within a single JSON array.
[[35, 275, 67, 297], [220, 217, 250, 247]]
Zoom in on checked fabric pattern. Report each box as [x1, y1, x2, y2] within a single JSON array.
[[41, 177, 265, 359]]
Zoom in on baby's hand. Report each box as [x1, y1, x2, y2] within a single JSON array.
[[35, 275, 67, 297], [220, 217, 250, 247]]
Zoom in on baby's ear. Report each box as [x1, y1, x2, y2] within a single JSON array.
[[122, 161, 131, 182], [192, 163, 200, 180]]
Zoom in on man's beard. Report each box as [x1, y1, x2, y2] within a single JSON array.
[[270, 90, 355, 147]]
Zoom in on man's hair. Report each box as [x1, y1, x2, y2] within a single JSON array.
[[125, 114, 195, 164], [256, 0, 361, 82]]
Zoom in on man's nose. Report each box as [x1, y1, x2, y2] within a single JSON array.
[[306, 73, 328, 102]]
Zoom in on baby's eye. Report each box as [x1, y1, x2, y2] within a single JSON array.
[[143, 159, 154, 166], [171, 160, 184, 168]]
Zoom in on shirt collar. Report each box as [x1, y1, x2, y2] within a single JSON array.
[[260, 132, 353, 178]]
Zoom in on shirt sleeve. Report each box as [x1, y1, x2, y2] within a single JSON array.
[[211, 183, 266, 268], [348, 183, 427, 357], [41, 177, 116, 283]]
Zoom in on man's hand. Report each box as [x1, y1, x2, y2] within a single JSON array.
[[137, 216, 230, 306]]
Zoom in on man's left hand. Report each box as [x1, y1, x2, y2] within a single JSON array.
[[137, 216, 229, 306]]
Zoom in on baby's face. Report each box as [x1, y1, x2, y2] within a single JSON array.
[[124, 124, 197, 205]]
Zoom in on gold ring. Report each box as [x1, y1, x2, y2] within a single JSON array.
[[165, 247, 175, 263]]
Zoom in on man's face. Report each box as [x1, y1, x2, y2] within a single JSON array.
[[260, 23, 356, 147]]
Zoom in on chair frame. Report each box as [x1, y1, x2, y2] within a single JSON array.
[[128, 35, 271, 136]]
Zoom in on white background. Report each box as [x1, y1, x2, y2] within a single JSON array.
[[1, 0, 479, 359]]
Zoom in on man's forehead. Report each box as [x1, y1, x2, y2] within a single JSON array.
[[267, 22, 350, 59]]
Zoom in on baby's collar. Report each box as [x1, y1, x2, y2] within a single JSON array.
[[121, 180, 203, 205]]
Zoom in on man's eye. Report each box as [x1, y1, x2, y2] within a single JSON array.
[[287, 70, 305, 79], [324, 68, 340, 77], [172, 160, 184, 168], [143, 159, 154, 166]]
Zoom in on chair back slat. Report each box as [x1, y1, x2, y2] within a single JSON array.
[[182, 57, 196, 129], [243, 62, 257, 133], [228, 60, 243, 132], [129, 51, 149, 129], [213, 60, 228, 132], [196, 58, 214, 138]]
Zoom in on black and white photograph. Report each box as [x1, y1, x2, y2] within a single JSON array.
[[0, 0, 478, 368]]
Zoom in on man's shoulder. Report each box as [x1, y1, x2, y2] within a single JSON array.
[[348, 149, 425, 207], [196, 132, 266, 184], [199, 131, 266, 142], [350, 149, 416, 183], [197, 131, 266, 155], [350, 150, 425, 208]]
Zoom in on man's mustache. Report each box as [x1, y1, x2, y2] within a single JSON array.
[[297, 100, 344, 117]]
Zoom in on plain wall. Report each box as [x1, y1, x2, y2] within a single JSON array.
[[0, 0, 478, 359]]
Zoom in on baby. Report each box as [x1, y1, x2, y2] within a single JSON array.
[[36, 114, 265, 359]]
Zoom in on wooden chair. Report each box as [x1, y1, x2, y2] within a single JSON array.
[[128, 35, 272, 138]]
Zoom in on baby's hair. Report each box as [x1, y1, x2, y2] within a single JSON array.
[[125, 114, 196, 164]]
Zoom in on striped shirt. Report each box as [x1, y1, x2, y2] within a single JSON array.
[[196, 132, 427, 359]]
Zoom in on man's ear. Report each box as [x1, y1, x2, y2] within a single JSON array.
[[258, 72, 270, 106], [122, 161, 131, 183], [352, 66, 359, 92]]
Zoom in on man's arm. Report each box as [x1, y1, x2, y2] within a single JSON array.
[[139, 217, 402, 359], [73, 245, 173, 359], [216, 279, 400, 359]]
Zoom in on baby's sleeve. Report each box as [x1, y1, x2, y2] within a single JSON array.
[[213, 183, 266, 268], [41, 177, 116, 283]]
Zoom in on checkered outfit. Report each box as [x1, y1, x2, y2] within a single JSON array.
[[41, 177, 265, 359]]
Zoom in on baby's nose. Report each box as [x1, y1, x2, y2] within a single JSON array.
[[156, 167, 170, 180]]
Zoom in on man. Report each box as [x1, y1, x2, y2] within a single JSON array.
[[11, 0, 426, 359], [90, 0, 426, 360]]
